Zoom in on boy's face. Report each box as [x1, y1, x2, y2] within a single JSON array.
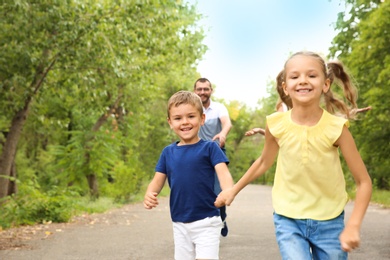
[[168, 103, 205, 145]]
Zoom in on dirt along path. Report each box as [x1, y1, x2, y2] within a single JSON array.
[[0, 184, 389, 260]]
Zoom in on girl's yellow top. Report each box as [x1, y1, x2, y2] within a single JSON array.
[[267, 109, 349, 220]]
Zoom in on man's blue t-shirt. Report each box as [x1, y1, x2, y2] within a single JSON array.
[[155, 139, 229, 223]]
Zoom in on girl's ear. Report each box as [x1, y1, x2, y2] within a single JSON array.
[[323, 78, 331, 93], [282, 82, 289, 96]]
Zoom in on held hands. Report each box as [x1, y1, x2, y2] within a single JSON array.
[[143, 192, 159, 209], [214, 188, 236, 208], [339, 225, 361, 252]]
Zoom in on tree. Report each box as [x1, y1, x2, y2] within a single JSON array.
[[0, 0, 206, 199], [329, 0, 390, 189]]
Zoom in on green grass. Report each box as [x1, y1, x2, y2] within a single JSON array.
[[370, 189, 390, 208], [348, 188, 390, 208], [74, 197, 122, 214], [73, 183, 171, 216]]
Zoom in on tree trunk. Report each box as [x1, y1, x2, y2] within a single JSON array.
[[86, 174, 99, 199], [7, 160, 18, 195], [0, 107, 30, 199], [83, 110, 112, 198], [84, 94, 123, 197]]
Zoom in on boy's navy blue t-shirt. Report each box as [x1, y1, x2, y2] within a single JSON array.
[[155, 139, 229, 223]]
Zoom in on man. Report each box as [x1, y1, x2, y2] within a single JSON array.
[[194, 78, 233, 237]]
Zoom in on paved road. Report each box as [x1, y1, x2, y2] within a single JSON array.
[[1, 185, 389, 260]]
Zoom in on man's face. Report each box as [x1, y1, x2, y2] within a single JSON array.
[[194, 81, 212, 105]]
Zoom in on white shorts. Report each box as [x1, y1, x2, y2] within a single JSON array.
[[173, 216, 223, 260]]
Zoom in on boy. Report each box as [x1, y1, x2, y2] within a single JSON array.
[[144, 90, 234, 260]]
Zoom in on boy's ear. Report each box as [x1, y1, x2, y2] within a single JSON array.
[[167, 117, 173, 129], [201, 113, 205, 125]]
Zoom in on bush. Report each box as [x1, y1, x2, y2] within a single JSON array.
[[0, 187, 78, 229]]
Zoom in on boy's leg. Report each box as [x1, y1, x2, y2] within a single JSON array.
[[192, 216, 223, 260], [173, 222, 196, 260], [309, 212, 348, 260], [273, 213, 312, 260]]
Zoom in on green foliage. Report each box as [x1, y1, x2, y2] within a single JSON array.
[[329, 0, 390, 189], [225, 78, 278, 183], [0, 182, 123, 229], [73, 196, 122, 215], [0, 0, 206, 227], [369, 188, 390, 208], [0, 184, 77, 228], [1, 0, 205, 191], [101, 151, 145, 203]]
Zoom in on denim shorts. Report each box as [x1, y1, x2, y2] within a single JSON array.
[[273, 212, 348, 260]]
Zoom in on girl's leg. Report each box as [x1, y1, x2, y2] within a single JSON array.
[[309, 212, 348, 260], [273, 213, 312, 260]]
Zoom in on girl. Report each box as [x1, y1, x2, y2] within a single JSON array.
[[216, 51, 372, 259]]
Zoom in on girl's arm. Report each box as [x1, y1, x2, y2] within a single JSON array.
[[143, 172, 167, 209], [215, 126, 279, 207], [336, 126, 372, 252]]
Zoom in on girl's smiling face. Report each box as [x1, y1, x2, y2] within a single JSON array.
[[283, 55, 330, 106], [168, 103, 205, 145]]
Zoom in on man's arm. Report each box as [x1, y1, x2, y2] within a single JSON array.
[[213, 115, 232, 147], [245, 127, 265, 136]]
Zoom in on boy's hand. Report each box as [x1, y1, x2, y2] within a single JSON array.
[[339, 226, 361, 252], [143, 192, 159, 209], [214, 188, 235, 208], [214, 195, 226, 208]]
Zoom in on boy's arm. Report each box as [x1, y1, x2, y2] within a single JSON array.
[[336, 126, 372, 252], [143, 172, 167, 210], [215, 163, 234, 191]]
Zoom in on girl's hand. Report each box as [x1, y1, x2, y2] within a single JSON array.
[[339, 226, 361, 252], [143, 192, 159, 209]]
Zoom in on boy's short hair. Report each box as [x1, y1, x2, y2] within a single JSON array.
[[167, 91, 203, 118]]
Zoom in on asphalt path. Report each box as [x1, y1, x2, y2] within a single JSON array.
[[1, 184, 389, 260]]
